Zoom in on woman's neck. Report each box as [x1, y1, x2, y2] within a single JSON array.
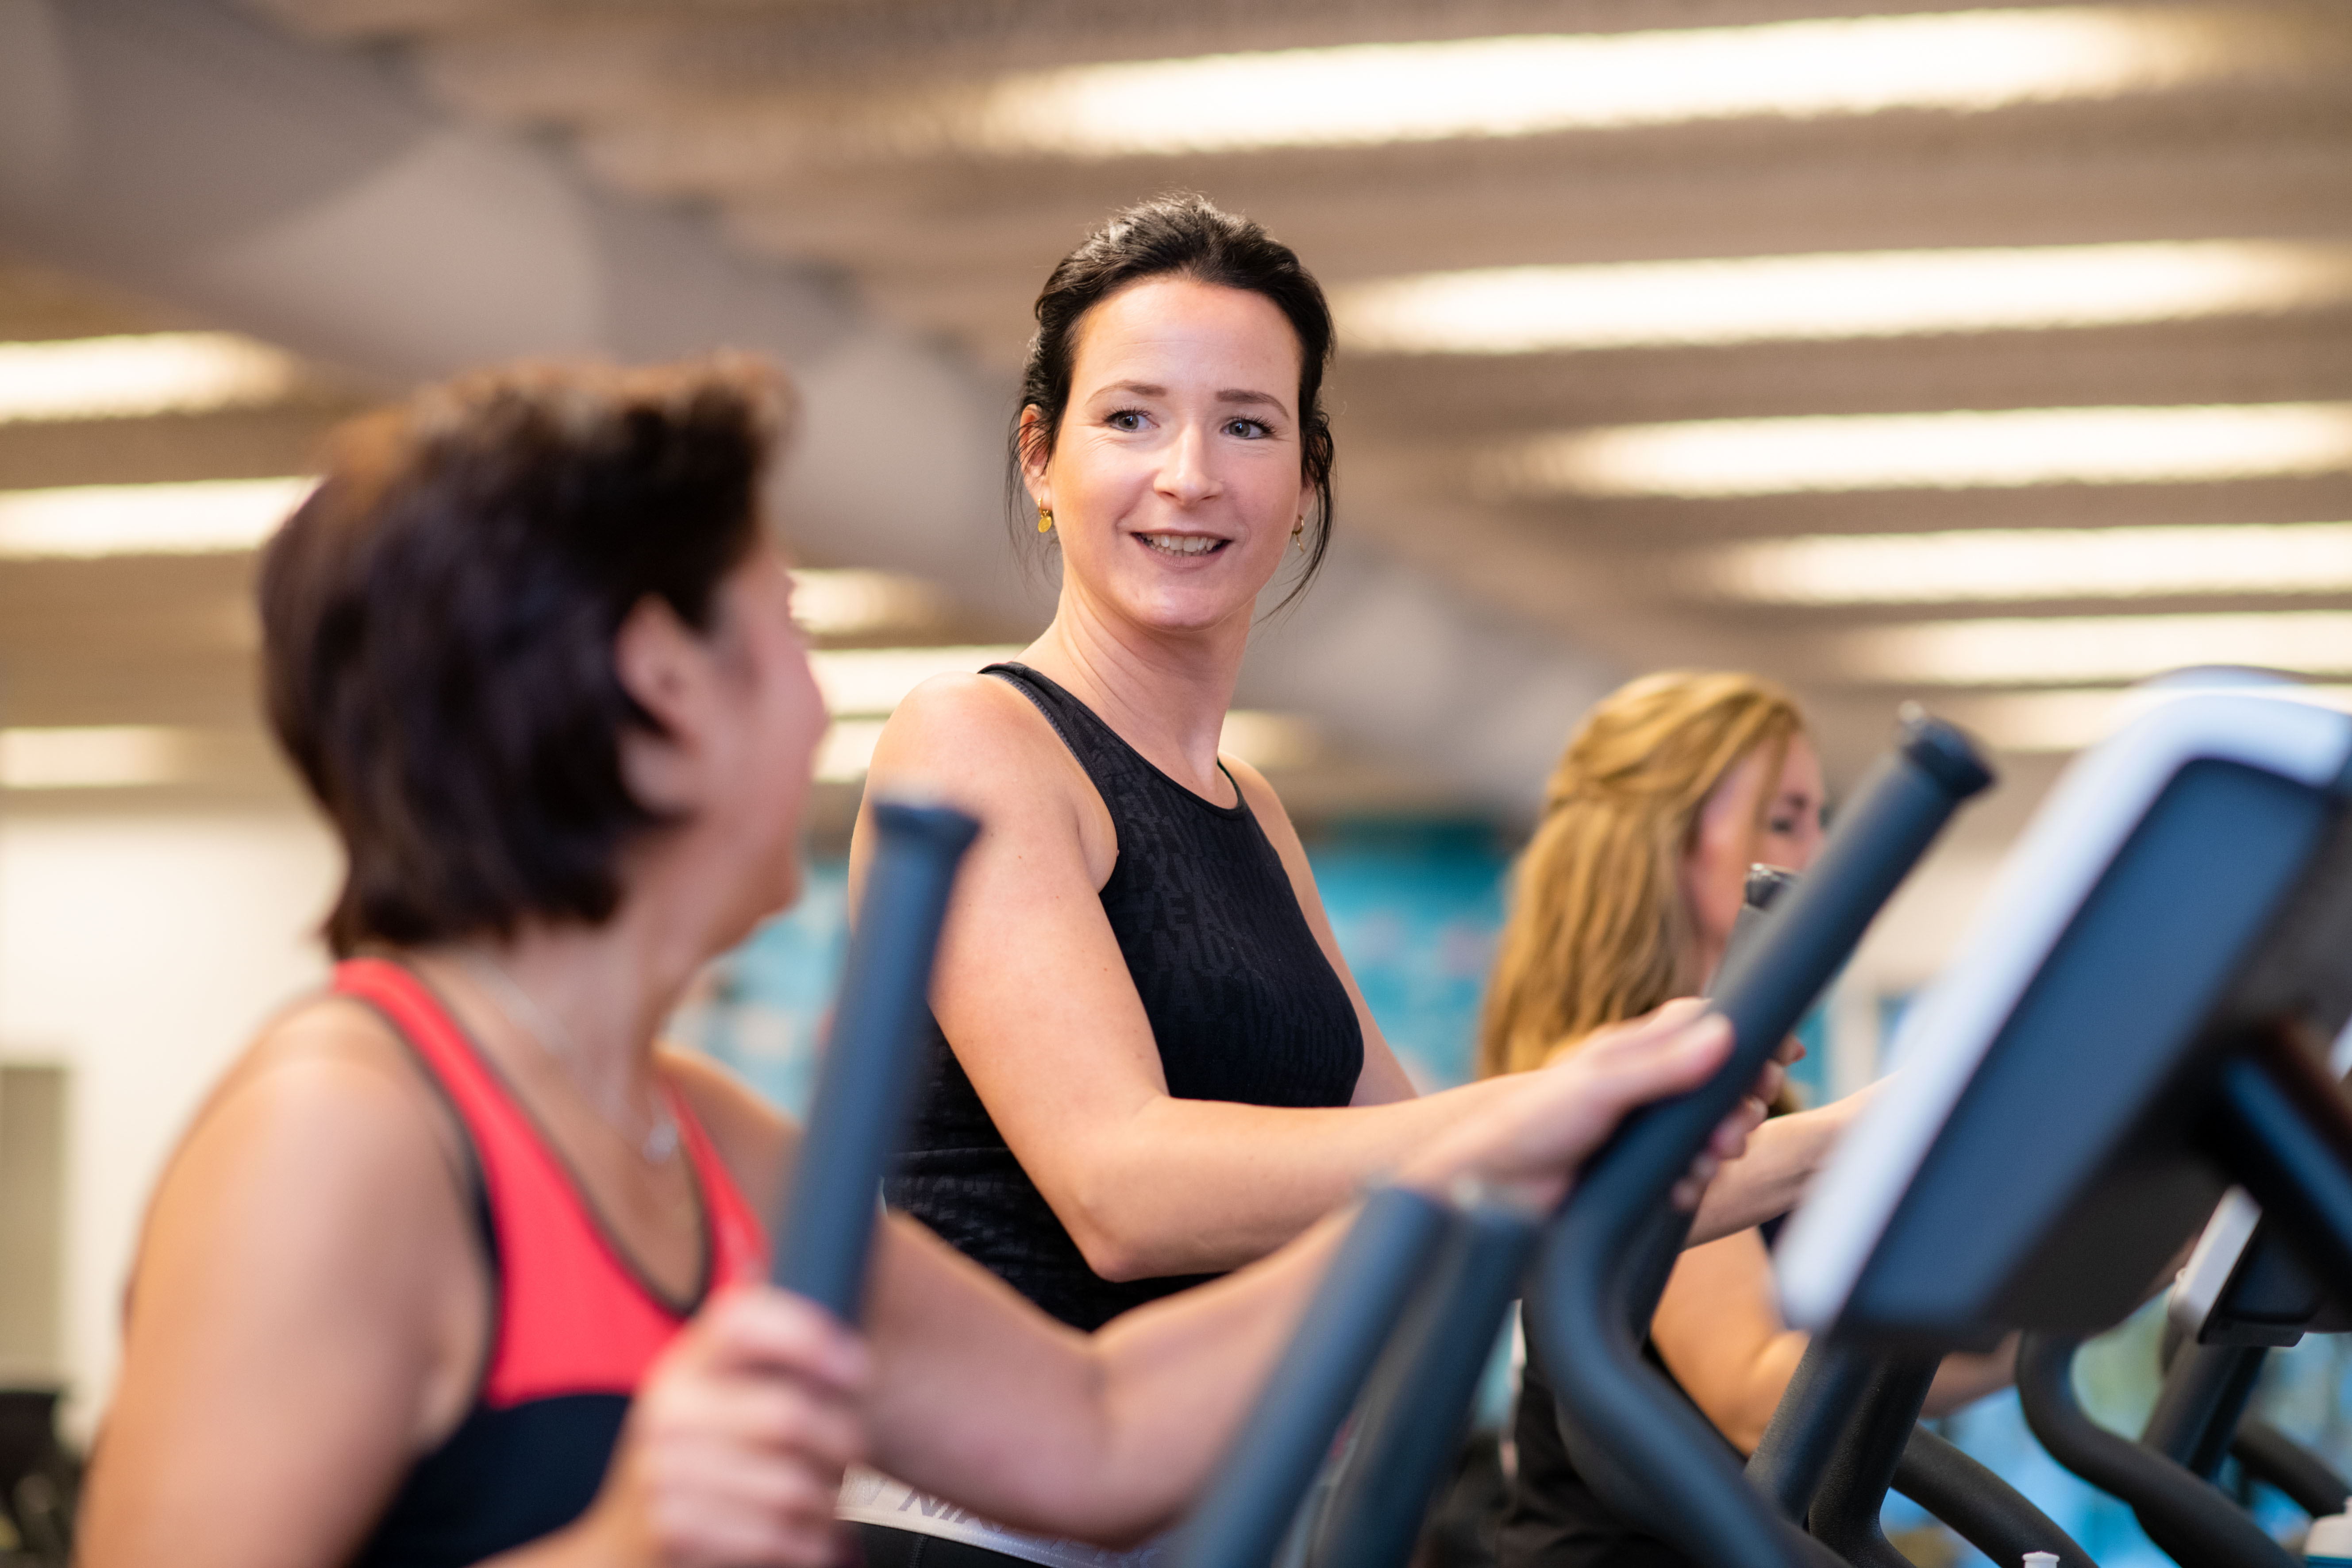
[[1021, 588, 1248, 799], [413, 902, 701, 1120]]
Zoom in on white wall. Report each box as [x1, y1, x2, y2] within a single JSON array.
[[0, 802, 339, 1438], [1822, 843, 2011, 1097]]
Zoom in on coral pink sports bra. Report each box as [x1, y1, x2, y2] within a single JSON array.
[[334, 957, 767, 1568]]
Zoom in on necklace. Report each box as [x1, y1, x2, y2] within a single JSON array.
[[463, 949, 681, 1165]]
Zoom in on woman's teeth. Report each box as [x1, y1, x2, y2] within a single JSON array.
[[1141, 534, 1223, 557]]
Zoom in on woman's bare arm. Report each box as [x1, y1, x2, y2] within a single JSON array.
[[1650, 1229, 2014, 1457], [80, 1016, 488, 1568], [1649, 1231, 1809, 1454], [1686, 1081, 1877, 1244], [862, 1005, 1740, 1543], [858, 675, 1523, 1281]]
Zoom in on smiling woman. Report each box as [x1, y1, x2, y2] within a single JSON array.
[[847, 198, 1836, 1567]]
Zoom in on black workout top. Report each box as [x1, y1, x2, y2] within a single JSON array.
[[1500, 1325, 1733, 1568], [887, 662, 1366, 1330], [1501, 1210, 1790, 1567]]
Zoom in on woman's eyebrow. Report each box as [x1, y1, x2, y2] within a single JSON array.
[[1218, 389, 1287, 410]]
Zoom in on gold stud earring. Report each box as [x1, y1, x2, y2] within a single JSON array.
[[1038, 505, 1054, 534], [1292, 518, 1306, 554]]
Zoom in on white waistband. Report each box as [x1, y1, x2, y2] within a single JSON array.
[[836, 1468, 1174, 1568]]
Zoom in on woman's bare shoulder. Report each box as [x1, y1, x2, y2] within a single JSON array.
[[875, 672, 1070, 780], [872, 671, 1105, 855], [138, 994, 478, 1309], [210, 994, 462, 1174], [1222, 755, 1289, 822]]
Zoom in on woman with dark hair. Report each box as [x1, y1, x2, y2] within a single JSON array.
[[75, 355, 1747, 1568], [855, 197, 1858, 1561]]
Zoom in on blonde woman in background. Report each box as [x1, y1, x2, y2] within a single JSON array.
[[1484, 670, 2014, 1568]]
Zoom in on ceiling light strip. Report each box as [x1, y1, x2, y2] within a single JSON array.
[[1493, 403, 2352, 498], [1336, 241, 2352, 355], [1946, 682, 2352, 752], [0, 726, 193, 790], [976, 7, 2259, 157], [0, 478, 317, 558], [0, 332, 304, 423], [1709, 522, 2352, 604], [1837, 611, 2352, 686], [809, 646, 1030, 717]]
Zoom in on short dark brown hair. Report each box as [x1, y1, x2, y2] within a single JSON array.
[[1016, 193, 1337, 611], [260, 355, 792, 956]]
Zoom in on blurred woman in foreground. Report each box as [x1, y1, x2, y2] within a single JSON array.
[[76, 358, 1752, 1568], [1482, 670, 2012, 1568]]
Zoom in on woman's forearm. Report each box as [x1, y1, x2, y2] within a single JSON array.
[[872, 1009, 1739, 1542], [1045, 1076, 1522, 1279], [1686, 1093, 1865, 1244], [864, 1210, 1350, 1546]]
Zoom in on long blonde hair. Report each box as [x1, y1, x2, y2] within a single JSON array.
[[1478, 670, 1807, 1079]]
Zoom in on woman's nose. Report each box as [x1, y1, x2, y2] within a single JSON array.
[[1157, 423, 1222, 504]]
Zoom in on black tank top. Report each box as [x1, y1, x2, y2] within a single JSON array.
[[1501, 1215, 1788, 1566], [886, 663, 1366, 1329], [1499, 1328, 1728, 1568]]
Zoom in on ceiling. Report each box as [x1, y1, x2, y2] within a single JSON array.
[[6, 0, 2352, 833]]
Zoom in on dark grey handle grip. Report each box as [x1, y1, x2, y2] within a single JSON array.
[[1170, 1186, 1453, 1568], [769, 800, 978, 1321], [1304, 1199, 1540, 1568]]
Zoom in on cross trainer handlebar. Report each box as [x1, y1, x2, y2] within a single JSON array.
[[770, 800, 980, 1322]]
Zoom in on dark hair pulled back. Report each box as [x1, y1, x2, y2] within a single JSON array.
[[1013, 193, 1336, 609], [260, 355, 788, 956]]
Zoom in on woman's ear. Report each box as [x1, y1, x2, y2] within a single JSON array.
[[612, 594, 715, 814], [1016, 405, 1052, 507]]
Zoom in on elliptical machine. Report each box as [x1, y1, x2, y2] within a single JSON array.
[[1169, 711, 2021, 1568], [1776, 688, 2352, 1568]]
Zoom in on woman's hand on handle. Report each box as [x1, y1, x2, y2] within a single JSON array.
[[1398, 1000, 1736, 1211], [563, 1287, 870, 1568]]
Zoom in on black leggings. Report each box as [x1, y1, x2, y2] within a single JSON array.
[[855, 1524, 1037, 1566]]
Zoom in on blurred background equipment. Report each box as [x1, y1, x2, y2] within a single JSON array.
[[2, 1, 2350, 1561]]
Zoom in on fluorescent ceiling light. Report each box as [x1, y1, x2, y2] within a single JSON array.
[[0, 726, 194, 790], [0, 332, 303, 423], [975, 7, 2247, 157], [1493, 403, 2352, 499], [0, 477, 315, 558], [1219, 710, 1324, 772], [1836, 611, 2352, 686], [809, 645, 1028, 717], [1945, 682, 2352, 752], [1336, 242, 2352, 355], [816, 718, 888, 784], [1708, 522, 2352, 604], [789, 569, 950, 639]]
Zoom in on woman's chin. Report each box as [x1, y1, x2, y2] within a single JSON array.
[[1105, 576, 1268, 636]]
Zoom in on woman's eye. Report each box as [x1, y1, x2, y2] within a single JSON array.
[[1106, 410, 1147, 432], [1768, 816, 1798, 836], [1226, 418, 1273, 439]]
